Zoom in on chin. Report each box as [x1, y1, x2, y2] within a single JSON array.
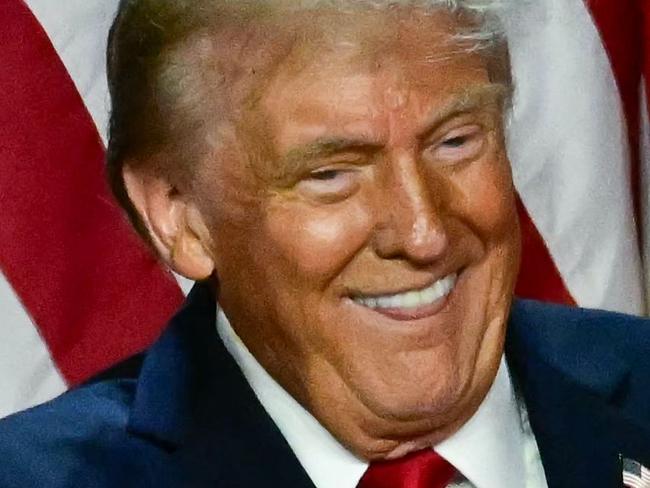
[[364, 362, 467, 423], [356, 334, 503, 438], [355, 378, 472, 461]]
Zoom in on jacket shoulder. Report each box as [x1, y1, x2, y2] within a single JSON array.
[[509, 299, 650, 400], [511, 298, 650, 349], [0, 358, 162, 487]]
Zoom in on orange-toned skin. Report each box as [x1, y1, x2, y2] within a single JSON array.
[[127, 8, 521, 461]]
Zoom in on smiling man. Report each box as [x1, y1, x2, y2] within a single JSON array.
[[2, 1, 650, 487]]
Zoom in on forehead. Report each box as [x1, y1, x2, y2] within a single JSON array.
[[252, 9, 494, 152], [189, 6, 499, 185]]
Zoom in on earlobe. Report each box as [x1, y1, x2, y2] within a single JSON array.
[[122, 164, 216, 281], [169, 207, 216, 281]]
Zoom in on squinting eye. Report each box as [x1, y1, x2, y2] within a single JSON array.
[[427, 125, 485, 164], [296, 168, 360, 202], [442, 136, 470, 148], [310, 169, 342, 181]]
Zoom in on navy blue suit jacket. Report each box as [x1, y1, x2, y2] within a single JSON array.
[[2, 282, 650, 487]]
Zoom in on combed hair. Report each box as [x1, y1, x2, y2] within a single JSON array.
[[106, 0, 512, 238]]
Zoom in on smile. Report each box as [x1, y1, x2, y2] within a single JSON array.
[[352, 273, 458, 311]]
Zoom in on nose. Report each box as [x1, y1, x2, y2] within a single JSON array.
[[372, 154, 449, 264]]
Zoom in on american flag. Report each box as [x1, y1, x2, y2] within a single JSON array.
[[623, 458, 650, 488], [0, 0, 648, 419]]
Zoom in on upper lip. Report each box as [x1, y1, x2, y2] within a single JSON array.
[[347, 269, 460, 299]]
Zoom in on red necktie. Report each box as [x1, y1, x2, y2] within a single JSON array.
[[357, 450, 456, 488]]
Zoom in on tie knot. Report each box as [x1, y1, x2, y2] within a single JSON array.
[[358, 450, 456, 488]]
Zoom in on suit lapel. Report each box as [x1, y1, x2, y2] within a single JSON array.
[[506, 299, 650, 488], [507, 343, 621, 487], [127, 282, 315, 487]]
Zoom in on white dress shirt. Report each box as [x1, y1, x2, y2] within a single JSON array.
[[216, 308, 549, 488]]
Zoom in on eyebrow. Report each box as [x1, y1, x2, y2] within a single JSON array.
[[284, 138, 378, 163], [276, 138, 380, 181], [418, 83, 509, 138]]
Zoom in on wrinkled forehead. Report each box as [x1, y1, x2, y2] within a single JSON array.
[[262, 10, 494, 147], [195, 7, 478, 113], [266, 8, 484, 94]]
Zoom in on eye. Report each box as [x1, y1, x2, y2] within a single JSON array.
[[309, 169, 343, 181], [442, 135, 470, 148], [426, 125, 486, 164], [295, 167, 361, 202]]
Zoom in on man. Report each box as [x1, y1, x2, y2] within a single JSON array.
[[1, 0, 650, 487]]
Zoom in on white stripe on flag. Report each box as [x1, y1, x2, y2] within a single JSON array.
[[24, 0, 120, 144], [0, 272, 66, 419], [643, 466, 650, 481], [504, 0, 645, 314], [174, 274, 195, 296], [640, 83, 650, 309], [623, 472, 650, 488]]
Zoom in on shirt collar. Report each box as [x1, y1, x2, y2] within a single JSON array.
[[217, 307, 531, 488], [435, 356, 528, 488]]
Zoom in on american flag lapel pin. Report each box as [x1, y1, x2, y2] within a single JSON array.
[[622, 456, 650, 488]]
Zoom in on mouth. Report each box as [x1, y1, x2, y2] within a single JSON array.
[[350, 273, 458, 321]]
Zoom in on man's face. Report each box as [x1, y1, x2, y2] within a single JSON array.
[[191, 9, 520, 458]]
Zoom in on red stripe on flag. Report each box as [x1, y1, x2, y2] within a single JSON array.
[[639, 0, 650, 113], [586, 0, 644, 218], [0, 0, 184, 385], [515, 199, 575, 306]]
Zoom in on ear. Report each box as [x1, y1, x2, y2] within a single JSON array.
[[122, 164, 215, 281]]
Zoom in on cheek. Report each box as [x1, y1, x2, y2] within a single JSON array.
[[264, 200, 373, 279], [447, 155, 517, 241]]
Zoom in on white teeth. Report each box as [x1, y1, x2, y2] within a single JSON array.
[[375, 296, 392, 309], [421, 286, 438, 303], [354, 273, 457, 310], [402, 291, 420, 308]]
